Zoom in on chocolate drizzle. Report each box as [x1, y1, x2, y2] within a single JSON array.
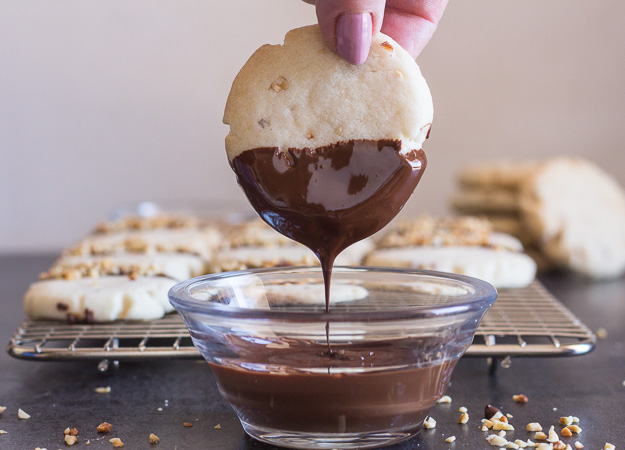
[[231, 139, 427, 311]]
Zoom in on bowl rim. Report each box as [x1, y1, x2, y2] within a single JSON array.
[[168, 266, 497, 323]]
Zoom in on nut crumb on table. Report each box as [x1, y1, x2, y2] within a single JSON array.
[[109, 437, 124, 447], [97, 422, 113, 433], [18, 408, 30, 419], [149, 433, 159, 444]]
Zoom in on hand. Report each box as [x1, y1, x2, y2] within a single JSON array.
[[303, 0, 448, 64]]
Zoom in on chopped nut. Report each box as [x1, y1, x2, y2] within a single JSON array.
[[572, 416, 579, 423], [183, 422, 193, 427], [0, 406, 6, 414], [526, 440, 537, 448], [18, 408, 30, 419], [109, 437, 124, 447], [97, 422, 113, 433], [483, 419, 494, 428], [493, 421, 514, 431], [423, 416, 437, 429], [64, 428, 70, 435], [214, 424, 221, 430], [458, 412, 469, 424], [95, 386, 111, 394], [527, 423, 543, 432], [559, 416, 574, 426], [459, 406, 468, 413], [69, 428, 79, 436], [566, 425, 582, 433], [534, 432, 547, 440], [513, 394, 529, 403], [561, 427, 572, 437], [481, 425, 489, 431], [547, 426, 559, 443], [507, 443, 520, 449], [574, 442, 583, 449], [553, 441, 566, 450], [487, 435, 509, 446], [445, 436, 456, 443], [0, 430, 7, 434], [269, 77, 289, 92], [499, 430, 506, 437], [536, 444, 553, 450], [514, 440, 529, 449], [596, 328, 608, 339], [437, 395, 452, 404], [65, 435, 78, 446], [604, 445, 615, 450], [149, 433, 159, 444], [507, 413, 514, 419]]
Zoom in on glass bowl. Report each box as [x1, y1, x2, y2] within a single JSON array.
[[169, 266, 497, 449]]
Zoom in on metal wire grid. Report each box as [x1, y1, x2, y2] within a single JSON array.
[[7, 281, 595, 362]]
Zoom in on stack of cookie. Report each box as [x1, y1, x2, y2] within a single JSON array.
[[365, 215, 537, 288], [451, 157, 625, 279], [24, 213, 224, 323]]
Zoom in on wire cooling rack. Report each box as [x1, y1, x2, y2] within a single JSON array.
[[7, 281, 595, 367]]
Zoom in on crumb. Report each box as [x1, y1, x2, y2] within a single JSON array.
[[64, 435, 78, 446], [183, 422, 193, 427], [437, 395, 452, 404], [149, 433, 159, 444], [109, 437, 124, 447], [95, 386, 111, 394], [512, 394, 529, 403], [18, 408, 30, 419], [97, 422, 113, 433], [458, 412, 469, 424], [445, 435, 456, 443], [604, 444, 615, 450], [157, 407, 163, 412], [459, 406, 468, 413], [0, 430, 7, 435], [0, 406, 6, 414], [214, 424, 221, 430], [547, 426, 559, 443], [574, 442, 584, 449], [596, 328, 608, 339], [86, 440, 91, 445]]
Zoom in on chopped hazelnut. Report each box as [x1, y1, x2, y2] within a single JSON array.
[[95, 386, 111, 394], [596, 328, 608, 339], [574, 442, 584, 449], [149, 433, 159, 444], [559, 416, 574, 426], [459, 406, 468, 413], [487, 435, 508, 446], [214, 424, 221, 430], [423, 416, 437, 429], [269, 77, 289, 92], [437, 395, 452, 404], [481, 425, 488, 431], [483, 419, 494, 429], [567, 425, 582, 433], [493, 421, 514, 431], [0, 430, 7, 435], [534, 431, 547, 440], [183, 422, 193, 427], [527, 423, 543, 432], [0, 406, 6, 414], [17, 408, 30, 419], [512, 394, 529, 403], [604, 444, 615, 450], [445, 436, 456, 443], [65, 435, 78, 446], [561, 427, 572, 437], [547, 425, 559, 443], [553, 441, 566, 450], [109, 437, 124, 447], [458, 412, 469, 424], [97, 422, 113, 433]]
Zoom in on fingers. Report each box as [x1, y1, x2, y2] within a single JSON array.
[[315, 0, 386, 64], [381, 0, 449, 58]]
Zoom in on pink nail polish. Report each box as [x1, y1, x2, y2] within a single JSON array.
[[336, 13, 372, 65]]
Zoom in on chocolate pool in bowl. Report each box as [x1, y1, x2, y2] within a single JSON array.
[[169, 266, 496, 449]]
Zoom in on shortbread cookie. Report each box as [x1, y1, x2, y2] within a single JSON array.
[[223, 25, 432, 160], [369, 215, 536, 288], [94, 213, 201, 234], [457, 161, 538, 189], [519, 157, 625, 279], [212, 239, 374, 272], [451, 188, 520, 214], [225, 219, 295, 248], [66, 228, 222, 259], [43, 253, 207, 282], [23, 276, 176, 322]]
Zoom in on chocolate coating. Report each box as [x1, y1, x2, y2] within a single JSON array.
[[231, 140, 427, 309]]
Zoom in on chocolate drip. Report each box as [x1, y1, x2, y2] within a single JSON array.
[[231, 140, 427, 311]]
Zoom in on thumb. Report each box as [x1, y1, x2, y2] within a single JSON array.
[[315, 0, 386, 65]]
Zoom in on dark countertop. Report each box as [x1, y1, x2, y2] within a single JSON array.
[[0, 254, 623, 449]]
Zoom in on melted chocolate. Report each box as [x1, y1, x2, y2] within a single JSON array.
[[209, 336, 455, 433], [231, 140, 427, 310]]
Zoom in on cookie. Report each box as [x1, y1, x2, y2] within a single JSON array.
[[94, 213, 201, 234], [44, 253, 207, 282], [212, 239, 374, 272], [223, 25, 433, 160], [368, 215, 536, 288], [457, 161, 538, 189], [519, 157, 625, 279], [65, 228, 222, 259], [23, 276, 176, 322], [451, 188, 520, 214]]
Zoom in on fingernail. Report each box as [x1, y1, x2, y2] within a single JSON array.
[[336, 13, 372, 65]]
